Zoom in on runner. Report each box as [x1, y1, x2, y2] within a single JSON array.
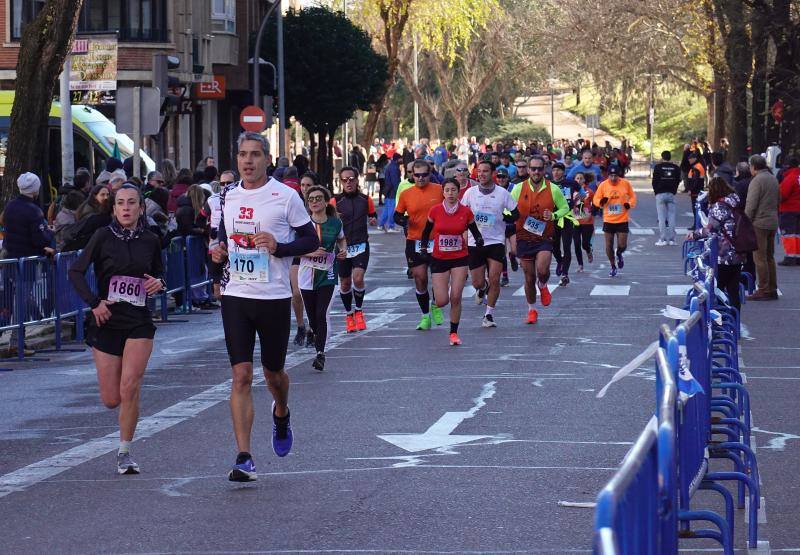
[[461, 160, 519, 327], [550, 162, 579, 286], [299, 186, 347, 370], [331, 166, 377, 332], [394, 159, 445, 330], [592, 164, 637, 277], [510, 156, 569, 324], [570, 172, 595, 272], [290, 171, 320, 347], [419, 178, 484, 345], [211, 132, 320, 482], [494, 167, 514, 287], [68, 184, 166, 475]]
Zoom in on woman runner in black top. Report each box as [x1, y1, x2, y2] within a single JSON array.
[[68, 185, 165, 475]]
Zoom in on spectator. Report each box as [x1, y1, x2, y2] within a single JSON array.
[[350, 145, 366, 175], [1, 173, 54, 258], [652, 150, 681, 246], [282, 166, 302, 195], [778, 156, 800, 266], [203, 165, 218, 183], [168, 172, 193, 213], [745, 154, 780, 300], [378, 153, 401, 232], [160, 159, 177, 188], [145, 187, 170, 239], [76, 185, 110, 221], [144, 171, 165, 195], [105, 157, 123, 173], [376, 153, 389, 205], [62, 185, 112, 252], [95, 170, 113, 187], [74, 168, 93, 196], [711, 151, 735, 185], [732, 161, 755, 278], [54, 191, 85, 251], [292, 155, 309, 177]]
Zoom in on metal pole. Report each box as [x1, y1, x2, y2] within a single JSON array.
[[413, 34, 419, 144], [550, 85, 555, 140], [342, 0, 349, 163], [59, 56, 74, 185], [649, 77, 654, 176], [253, 1, 281, 107], [277, 5, 287, 158], [133, 86, 142, 179]]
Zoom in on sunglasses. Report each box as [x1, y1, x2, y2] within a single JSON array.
[[413, 172, 430, 178], [341, 176, 358, 182], [497, 175, 509, 179], [221, 181, 234, 186], [455, 168, 468, 172], [530, 167, 544, 172], [516, 165, 528, 169], [307, 195, 326, 202]]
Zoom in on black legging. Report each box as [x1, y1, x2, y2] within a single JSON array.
[[572, 224, 594, 266], [553, 220, 575, 275], [716, 263, 742, 316], [301, 285, 335, 353]]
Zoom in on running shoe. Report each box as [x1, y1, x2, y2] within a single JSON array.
[[354, 310, 367, 330], [449, 333, 462, 346], [271, 402, 293, 457], [228, 454, 257, 482], [587, 250, 594, 263], [474, 288, 484, 305], [668, 240, 676, 246], [510, 255, 519, 272], [116, 452, 140, 475], [482, 314, 497, 328], [526, 309, 538, 324], [609, 267, 618, 277], [345, 313, 357, 333], [559, 275, 570, 287], [312, 352, 326, 371], [293, 327, 306, 347], [555, 262, 563, 276], [577, 265, 584, 273], [500, 275, 510, 287], [655, 240, 668, 247], [416, 315, 432, 330], [430, 304, 444, 325], [617, 252, 625, 269], [538, 284, 552, 306], [305, 330, 315, 348]]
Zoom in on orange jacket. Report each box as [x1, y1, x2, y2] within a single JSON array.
[[593, 178, 637, 223]]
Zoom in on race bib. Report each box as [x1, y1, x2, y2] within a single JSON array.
[[415, 240, 434, 253], [301, 252, 335, 271], [230, 250, 270, 282], [523, 215, 546, 236], [474, 211, 496, 228], [108, 275, 147, 307], [438, 234, 463, 252], [346, 242, 367, 258], [608, 203, 623, 215]]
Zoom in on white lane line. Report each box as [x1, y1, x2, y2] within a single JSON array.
[[593, 228, 654, 235], [364, 286, 411, 301], [462, 285, 476, 297], [590, 285, 630, 296], [0, 311, 403, 499], [667, 284, 692, 296], [512, 283, 561, 297]]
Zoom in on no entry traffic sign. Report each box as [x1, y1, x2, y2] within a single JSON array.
[[240, 105, 267, 132]]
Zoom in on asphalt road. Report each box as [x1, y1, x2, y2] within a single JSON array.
[[0, 182, 797, 554]]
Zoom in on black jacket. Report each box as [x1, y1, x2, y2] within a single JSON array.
[[652, 162, 681, 195], [2, 195, 54, 258]]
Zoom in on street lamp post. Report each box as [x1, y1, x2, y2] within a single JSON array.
[[413, 34, 419, 145]]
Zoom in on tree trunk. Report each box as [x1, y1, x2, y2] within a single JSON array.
[[713, 71, 727, 151], [720, 0, 751, 162], [317, 129, 329, 190], [308, 130, 317, 172], [1, 0, 84, 211], [454, 112, 469, 138], [620, 79, 631, 128], [326, 126, 335, 189], [750, 9, 769, 155], [705, 94, 716, 148], [575, 84, 581, 106], [768, 0, 800, 154]]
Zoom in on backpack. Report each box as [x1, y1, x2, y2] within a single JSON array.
[[723, 208, 757, 253], [60, 217, 97, 252]]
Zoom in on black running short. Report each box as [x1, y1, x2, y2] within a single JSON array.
[[338, 243, 370, 278], [430, 256, 469, 274], [86, 322, 156, 357], [602, 222, 630, 234], [221, 295, 291, 372], [468, 244, 506, 270], [405, 239, 431, 269], [516, 239, 553, 260]]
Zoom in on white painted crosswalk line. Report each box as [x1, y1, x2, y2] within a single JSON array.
[[513, 285, 525, 297], [667, 284, 692, 296], [365, 286, 411, 301], [463, 285, 476, 297], [590, 285, 630, 296]]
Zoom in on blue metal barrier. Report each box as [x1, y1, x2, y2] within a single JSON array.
[[162, 237, 187, 317], [185, 236, 211, 312]]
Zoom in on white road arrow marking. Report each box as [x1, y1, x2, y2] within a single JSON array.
[[378, 382, 496, 453]]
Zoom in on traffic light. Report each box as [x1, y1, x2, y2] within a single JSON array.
[[152, 53, 181, 113]]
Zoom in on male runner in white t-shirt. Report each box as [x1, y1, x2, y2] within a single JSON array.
[[212, 132, 320, 482], [460, 160, 519, 327]]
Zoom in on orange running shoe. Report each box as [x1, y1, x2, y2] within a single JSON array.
[[526, 309, 538, 324], [345, 313, 357, 333], [538, 284, 552, 306], [354, 310, 367, 330], [449, 333, 462, 346]]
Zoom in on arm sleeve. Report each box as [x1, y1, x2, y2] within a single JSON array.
[[68, 229, 103, 309], [29, 217, 53, 251], [420, 219, 434, 247], [503, 207, 520, 223], [745, 181, 758, 221], [551, 184, 570, 219], [592, 184, 605, 207], [651, 165, 661, 190], [395, 188, 406, 214], [273, 221, 320, 258], [467, 221, 483, 243]]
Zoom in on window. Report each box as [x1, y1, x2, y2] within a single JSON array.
[[211, 0, 235, 34], [10, 0, 46, 40]]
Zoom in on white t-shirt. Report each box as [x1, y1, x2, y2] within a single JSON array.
[[221, 178, 311, 300], [460, 185, 517, 246]]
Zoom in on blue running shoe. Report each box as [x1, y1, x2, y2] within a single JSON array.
[[609, 267, 618, 278], [617, 252, 625, 269], [228, 454, 257, 482], [272, 402, 293, 457]]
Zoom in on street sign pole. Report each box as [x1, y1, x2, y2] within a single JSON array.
[[59, 55, 74, 185], [277, 6, 286, 158], [133, 86, 141, 178]]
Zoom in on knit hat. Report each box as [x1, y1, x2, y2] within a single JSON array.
[[17, 172, 41, 196], [96, 170, 113, 185]]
